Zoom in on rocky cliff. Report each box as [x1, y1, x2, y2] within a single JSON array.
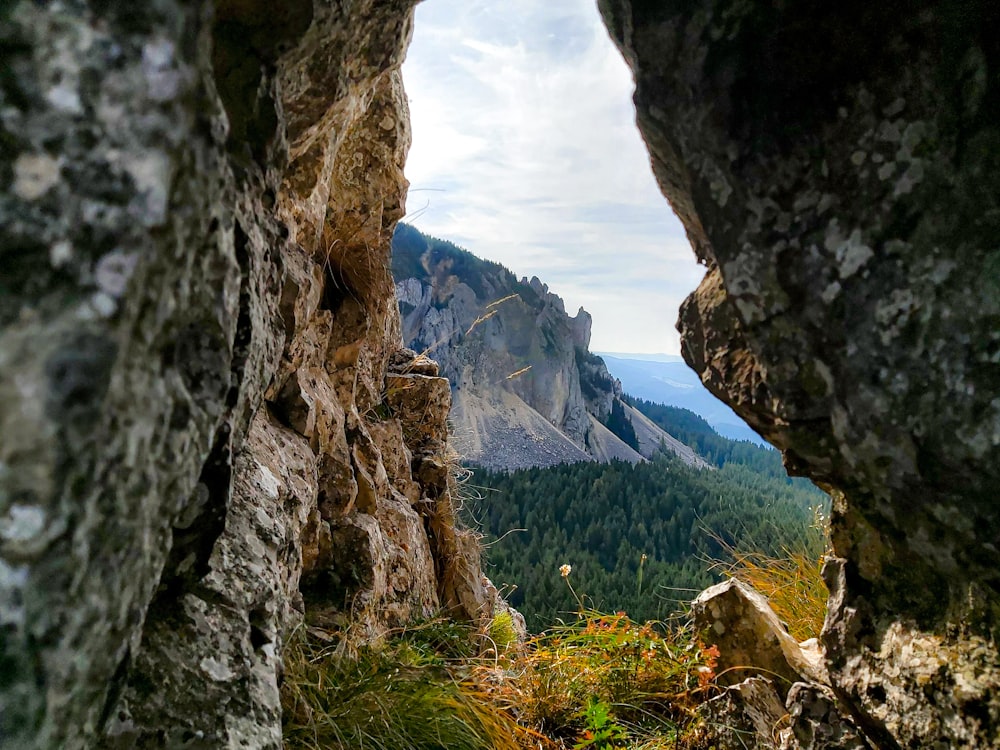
[[3, 0, 997, 747], [392, 224, 707, 470], [0, 2, 491, 747], [599, 0, 1000, 747]]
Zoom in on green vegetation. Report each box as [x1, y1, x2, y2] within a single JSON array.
[[282, 609, 722, 750], [282, 620, 531, 750], [495, 609, 720, 749], [625, 396, 824, 491], [605, 398, 639, 452], [392, 223, 542, 307], [468, 454, 824, 631]]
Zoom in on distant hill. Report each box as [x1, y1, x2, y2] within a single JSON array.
[[595, 353, 767, 445], [391, 224, 708, 470], [470, 452, 825, 629]]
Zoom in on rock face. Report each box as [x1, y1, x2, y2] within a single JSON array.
[[0, 1, 490, 747], [5, 0, 996, 746], [392, 223, 709, 470], [599, 1, 1000, 747]]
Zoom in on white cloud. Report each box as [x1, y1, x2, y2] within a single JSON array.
[[402, 0, 704, 354]]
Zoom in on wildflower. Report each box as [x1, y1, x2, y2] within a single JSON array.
[[559, 564, 572, 578]]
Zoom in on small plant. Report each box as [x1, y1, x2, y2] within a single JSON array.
[[487, 609, 518, 654], [712, 506, 831, 641], [574, 697, 628, 749], [281, 624, 530, 750]]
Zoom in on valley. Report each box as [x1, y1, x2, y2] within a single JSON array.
[[392, 223, 826, 630]]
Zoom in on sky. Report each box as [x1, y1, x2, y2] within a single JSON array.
[[401, 0, 705, 355]]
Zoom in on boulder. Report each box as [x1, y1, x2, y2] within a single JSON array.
[[692, 579, 827, 696], [599, 0, 1000, 746]]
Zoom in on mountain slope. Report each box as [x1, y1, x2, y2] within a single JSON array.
[[391, 224, 706, 470], [597, 353, 767, 445]]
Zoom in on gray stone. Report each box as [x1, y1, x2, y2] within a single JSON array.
[[692, 579, 827, 697], [599, 0, 1000, 746], [781, 682, 870, 750], [699, 677, 789, 750]]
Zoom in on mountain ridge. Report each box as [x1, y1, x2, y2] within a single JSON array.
[[391, 224, 708, 470], [597, 353, 767, 445]]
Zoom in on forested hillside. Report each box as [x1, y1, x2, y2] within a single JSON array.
[[624, 397, 824, 492], [466, 454, 825, 631]]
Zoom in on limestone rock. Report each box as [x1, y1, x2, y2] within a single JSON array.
[[599, 0, 1000, 746], [1, 0, 493, 746], [391, 224, 709, 470], [692, 579, 827, 696]]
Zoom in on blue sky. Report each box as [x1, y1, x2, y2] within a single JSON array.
[[401, 0, 704, 355]]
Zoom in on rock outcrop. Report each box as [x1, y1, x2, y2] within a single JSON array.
[[5, 0, 997, 746], [599, 0, 1000, 747], [1, 1, 490, 747], [392, 223, 709, 470]]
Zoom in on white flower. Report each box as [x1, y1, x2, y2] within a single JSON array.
[[559, 564, 572, 578]]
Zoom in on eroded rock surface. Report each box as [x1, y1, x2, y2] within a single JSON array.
[[692, 579, 827, 696], [391, 224, 710, 470], [600, 0, 1000, 747], [1, 1, 488, 747]]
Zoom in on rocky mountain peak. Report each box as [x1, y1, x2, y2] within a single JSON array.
[[571, 306, 593, 350], [392, 224, 708, 471]]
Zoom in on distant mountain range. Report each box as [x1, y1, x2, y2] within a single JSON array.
[[391, 224, 707, 470], [594, 353, 767, 446]]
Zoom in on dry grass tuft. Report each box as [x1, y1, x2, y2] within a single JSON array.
[[712, 506, 831, 641], [281, 622, 533, 750]]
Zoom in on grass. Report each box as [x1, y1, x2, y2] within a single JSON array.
[[711, 506, 830, 641], [282, 610, 721, 750], [490, 610, 720, 749], [282, 528, 832, 749], [282, 620, 532, 750]]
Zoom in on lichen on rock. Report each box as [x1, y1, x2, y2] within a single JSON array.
[[599, 0, 1000, 746], [1, 1, 492, 747]]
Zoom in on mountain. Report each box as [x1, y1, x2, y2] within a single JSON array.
[[595, 352, 767, 445], [391, 224, 707, 470]]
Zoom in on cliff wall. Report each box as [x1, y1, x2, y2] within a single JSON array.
[[599, 1, 1000, 746], [0, 2, 489, 747], [392, 224, 708, 470], [3, 0, 997, 747]]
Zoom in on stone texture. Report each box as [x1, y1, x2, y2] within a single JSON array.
[[392, 225, 709, 469], [599, 0, 1000, 747], [1, 1, 492, 747], [692, 579, 828, 696], [700, 676, 790, 750], [781, 682, 871, 750]]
